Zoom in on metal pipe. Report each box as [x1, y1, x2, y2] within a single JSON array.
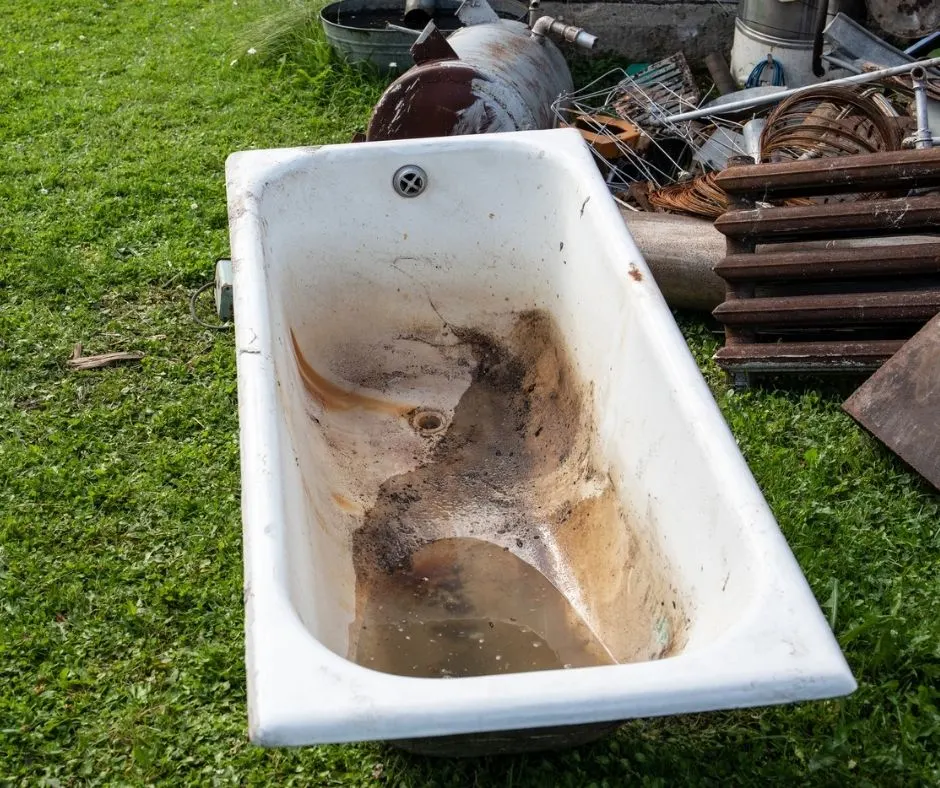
[[527, 0, 540, 28], [822, 54, 863, 74], [905, 30, 940, 57], [530, 16, 596, 51], [911, 66, 934, 150], [386, 22, 422, 36], [705, 51, 736, 96], [655, 55, 940, 125], [618, 211, 727, 312], [403, 0, 436, 27], [811, 0, 829, 77]]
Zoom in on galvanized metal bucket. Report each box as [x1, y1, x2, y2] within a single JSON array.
[[320, 0, 525, 72]]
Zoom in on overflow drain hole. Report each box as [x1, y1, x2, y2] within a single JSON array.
[[411, 409, 446, 436], [393, 165, 427, 198]]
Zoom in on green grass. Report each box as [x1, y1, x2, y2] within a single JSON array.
[[0, 1, 937, 784]]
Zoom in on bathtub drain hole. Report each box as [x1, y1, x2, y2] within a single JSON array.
[[411, 409, 445, 435], [393, 165, 427, 198]]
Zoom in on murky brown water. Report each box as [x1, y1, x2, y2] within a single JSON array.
[[354, 537, 615, 678]]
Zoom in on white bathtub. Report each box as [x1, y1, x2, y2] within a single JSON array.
[[226, 129, 855, 749]]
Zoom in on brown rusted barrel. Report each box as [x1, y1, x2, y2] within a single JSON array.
[[865, 0, 940, 39], [367, 20, 572, 141]]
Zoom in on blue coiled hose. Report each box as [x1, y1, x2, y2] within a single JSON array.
[[746, 55, 786, 88]]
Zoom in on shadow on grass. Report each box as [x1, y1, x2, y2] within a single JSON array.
[[377, 707, 863, 786]]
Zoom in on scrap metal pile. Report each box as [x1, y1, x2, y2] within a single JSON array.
[[556, 48, 939, 218]]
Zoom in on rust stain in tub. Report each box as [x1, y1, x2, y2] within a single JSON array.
[[290, 329, 412, 416], [628, 264, 643, 282], [332, 493, 360, 513]]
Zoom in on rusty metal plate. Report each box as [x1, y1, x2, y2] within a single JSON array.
[[713, 290, 940, 326], [843, 312, 940, 491], [716, 243, 940, 281], [716, 149, 940, 199], [715, 195, 940, 242], [715, 339, 906, 372]]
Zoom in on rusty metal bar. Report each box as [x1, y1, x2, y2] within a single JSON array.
[[713, 290, 940, 326], [715, 149, 940, 199], [715, 196, 940, 242], [715, 243, 940, 281], [714, 340, 906, 371]]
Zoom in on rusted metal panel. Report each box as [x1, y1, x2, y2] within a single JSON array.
[[843, 312, 940, 491], [716, 243, 940, 281], [715, 149, 940, 198], [410, 22, 459, 64], [715, 195, 940, 242], [715, 339, 906, 371], [611, 53, 701, 128], [713, 290, 940, 326]]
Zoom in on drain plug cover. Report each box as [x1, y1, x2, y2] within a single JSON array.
[[393, 165, 427, 198]]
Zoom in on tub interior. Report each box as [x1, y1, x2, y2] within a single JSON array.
[[250, 137, 758, 677]]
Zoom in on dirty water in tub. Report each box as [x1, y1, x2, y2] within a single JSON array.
[[355, 537, 615, 677], [323, 310, 683, 678]]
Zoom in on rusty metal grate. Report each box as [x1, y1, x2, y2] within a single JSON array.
[[710, 148, 940, 387]]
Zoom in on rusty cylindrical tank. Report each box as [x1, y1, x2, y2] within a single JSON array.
[[367, 18, 579, 141], [865, 0, 940, 39]]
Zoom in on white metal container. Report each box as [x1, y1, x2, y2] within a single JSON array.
[[226, 129, 855, 749]]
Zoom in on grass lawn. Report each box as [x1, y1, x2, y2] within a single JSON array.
[[1, 0, 937, 784]]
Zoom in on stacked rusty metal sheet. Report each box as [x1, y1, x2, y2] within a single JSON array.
[[709, 148, 940, 387]]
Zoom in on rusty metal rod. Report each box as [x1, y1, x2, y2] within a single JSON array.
[[713, 290, 940, 326], [715, 243, 940, 281], [715, 149, 940, 198], [654, 55, 940, 125], [716, 195, 940, 241], [715, 340, 907, 369]]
